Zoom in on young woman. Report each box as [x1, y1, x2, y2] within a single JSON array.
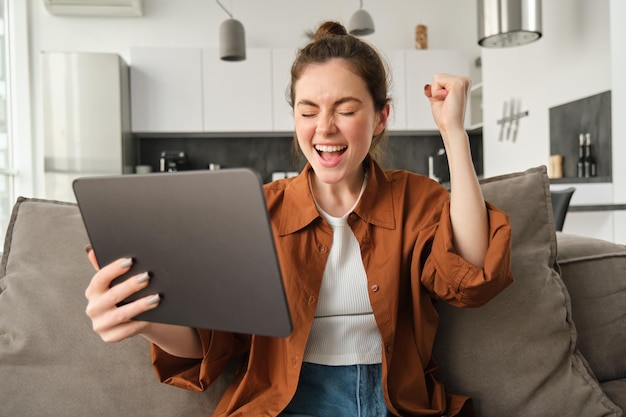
[[85, 21, 513, 417]]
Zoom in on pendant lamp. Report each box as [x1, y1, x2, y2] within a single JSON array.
[[348, 0, 375, 36], [478, 0, 542, 48], [216, 0, 246, 61]]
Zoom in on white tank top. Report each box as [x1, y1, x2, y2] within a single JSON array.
[[304, 174, 382, 365]]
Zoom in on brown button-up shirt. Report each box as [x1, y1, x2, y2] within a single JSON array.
[[151, 159, 513, 417]]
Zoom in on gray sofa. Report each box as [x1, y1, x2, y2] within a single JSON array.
[[0, 166, 624, 417]]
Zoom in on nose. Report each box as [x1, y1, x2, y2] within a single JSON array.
[[315, 112, 337, 136]]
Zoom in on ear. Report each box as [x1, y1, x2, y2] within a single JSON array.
[[374, 103, 391, 135]]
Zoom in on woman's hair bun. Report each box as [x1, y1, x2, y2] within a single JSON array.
[[313, 21, 348, 41]]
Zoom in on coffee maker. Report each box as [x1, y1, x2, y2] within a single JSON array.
[[159, 151, 188, 172]]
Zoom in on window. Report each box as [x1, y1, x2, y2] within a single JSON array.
[[0, 0, 15, 239]]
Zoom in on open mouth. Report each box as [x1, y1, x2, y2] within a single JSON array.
[[315, 144, 347, 161]]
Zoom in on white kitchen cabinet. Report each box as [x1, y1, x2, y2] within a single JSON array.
[[404, 50, 470, 131], [130, 47, 203, 132], [469, 82, 483, 130], [383, 50, 407, 131], [271, 48, 297, 132], [130, 47, 472, 134], [203, 48, 273, 132]]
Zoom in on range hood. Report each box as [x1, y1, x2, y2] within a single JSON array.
[[44, 0, 143, 17], [478, 0, 542, 48]]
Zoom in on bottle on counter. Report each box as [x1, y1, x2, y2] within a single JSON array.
[[427, 155, 440, 182], [577, 133, 585, 178], [583, 132, 597, 178]]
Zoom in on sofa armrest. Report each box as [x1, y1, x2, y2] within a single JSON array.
[[556, 232, 626, 384]]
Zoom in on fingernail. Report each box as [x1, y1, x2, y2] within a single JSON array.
[[119, 258, 133, 268], [84, 244, 93, 253], [146, 294, 160, 305], [136, 272, 150, 284]]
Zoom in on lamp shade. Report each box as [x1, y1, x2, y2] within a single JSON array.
[[348, 9, 375, 36], [478, 0, 542, 48], [219, 18, 246, 61]]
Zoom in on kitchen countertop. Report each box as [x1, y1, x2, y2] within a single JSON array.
[[569, 203, 626, 212]]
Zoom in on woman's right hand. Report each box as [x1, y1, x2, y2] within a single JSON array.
[[84, 247, 204, 359], [84, 247, 160, 343]]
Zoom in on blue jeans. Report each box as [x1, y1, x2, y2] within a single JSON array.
[[279, 362, 394, 417]]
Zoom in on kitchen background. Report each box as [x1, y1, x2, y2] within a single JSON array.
[[5, 0, 626, 243], [133, 133, 482, 184]]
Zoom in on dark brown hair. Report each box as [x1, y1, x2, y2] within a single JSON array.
[[288, 21, 391, 165]]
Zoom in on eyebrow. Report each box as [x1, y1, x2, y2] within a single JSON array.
[[296, 97, 363, 107]]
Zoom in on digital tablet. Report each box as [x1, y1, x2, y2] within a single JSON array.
[[73, 168, 292, 337]]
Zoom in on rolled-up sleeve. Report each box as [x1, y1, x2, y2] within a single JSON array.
[[420, 201, 513, 307], [151, 329, 250, 392]]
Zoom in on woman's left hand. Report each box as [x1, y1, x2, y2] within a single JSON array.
[[424, 74, 488, 268], [423, 73, 471, 137]]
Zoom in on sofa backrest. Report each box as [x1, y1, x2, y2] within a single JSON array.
[[433, 166, 623, 417], [0, 197, 234, 417], [1, 166, 623, 417]]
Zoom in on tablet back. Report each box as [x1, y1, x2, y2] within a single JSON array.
[[73, 168, 292, 337]]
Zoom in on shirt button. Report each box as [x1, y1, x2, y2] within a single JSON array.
[[292, 356, 298, 366], [349, 213, 357, 221], [370, 284, 379, 292], [386, 345, 393, 354], [307, 295, 315, 305], [362, 237, 370, 244], [319, 245, 327, 254]]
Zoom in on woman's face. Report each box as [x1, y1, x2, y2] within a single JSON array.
[[293, 59, 387, 186]]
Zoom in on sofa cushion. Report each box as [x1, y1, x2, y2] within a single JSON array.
[[0, 197, 232, 417], [556, 232, 626, 383], [602, 380, 626, 413], [433, 166, 622, 417]]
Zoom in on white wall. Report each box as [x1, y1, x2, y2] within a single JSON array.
[[30, 0, 482, 57], [610, 0, 626, 244], [479, 0, 626, 243], [481, 0, 611, 176]]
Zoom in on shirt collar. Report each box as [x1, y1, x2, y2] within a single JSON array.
[[277, 158, 396, 236]]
